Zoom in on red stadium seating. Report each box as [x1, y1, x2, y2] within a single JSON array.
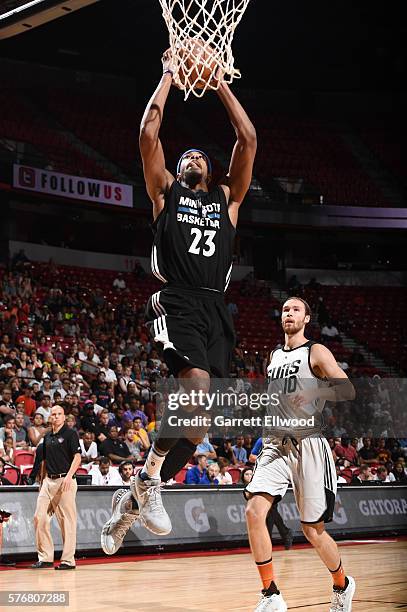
[[3, 466, 20, 485], [13, 450, 35, 468], [303, 285, 407, 372], [1, 85, 397, 206], [0, 90, 113, 180], [1, 261, 403, 372], [195, 103, 387, 206], [358, 117, 407, 183], [228, 468, 242, 483], [75, 468, 89, 476], [20, 466, 34, 476], [174, 468, 188, 483]]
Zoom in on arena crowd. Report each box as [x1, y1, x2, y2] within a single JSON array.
[[1, 261, 406, 486]]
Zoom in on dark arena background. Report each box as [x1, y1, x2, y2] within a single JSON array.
[[0, 1, 406, 611]]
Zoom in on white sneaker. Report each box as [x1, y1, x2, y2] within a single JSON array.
[[101, 489, 140, 555], [254, 591, 287, 612], [330, 576, 356, 612], [130, 473, 172, 536]]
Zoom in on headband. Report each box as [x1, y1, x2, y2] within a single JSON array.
[[176, 149, 212, 176]]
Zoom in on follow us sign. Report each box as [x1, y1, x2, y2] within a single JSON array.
[[13, 165, 133, 208]]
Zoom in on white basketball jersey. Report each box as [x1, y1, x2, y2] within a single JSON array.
[[264, 340, 326, 441]]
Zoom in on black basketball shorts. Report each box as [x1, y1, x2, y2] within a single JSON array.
[[145, 284, 236, 377]]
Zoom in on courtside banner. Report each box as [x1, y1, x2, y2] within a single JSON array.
[[12, 164, 133, 208], [1, 486, 406, 555]]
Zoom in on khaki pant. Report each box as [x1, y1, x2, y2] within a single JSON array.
[[34, 476, 78, 566]]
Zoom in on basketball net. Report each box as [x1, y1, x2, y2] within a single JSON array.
[[158, 0, 251, 99]]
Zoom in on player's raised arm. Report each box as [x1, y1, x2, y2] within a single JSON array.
[[216, 82, 257, 225], [139, 49, 176, 218]]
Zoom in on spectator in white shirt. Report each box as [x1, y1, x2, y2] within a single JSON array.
[[375, 466, 396, 483], [57, 378, 73, 400], [90, 456, 122, 485], [78, 344, 100, 364], [113, 274, 126, 291], [217, 457, 233, 485], [87, 345, 100, 365], [35, 396, 52, 424], [41, 378, 53, 397], [321, 323, 340, 342], [100, 358, 117, 388], [89, 393, 105, 416], [118, 460, 134, 485], [79, 432, 98, 466]]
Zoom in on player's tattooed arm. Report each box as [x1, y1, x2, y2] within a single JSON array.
[[139, 49, 176, 218]]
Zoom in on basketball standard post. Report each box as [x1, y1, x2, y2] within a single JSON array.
[[158, 0, 251, 99]]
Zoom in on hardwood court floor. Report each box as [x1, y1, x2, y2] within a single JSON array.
[[10, 541, 407, 611]]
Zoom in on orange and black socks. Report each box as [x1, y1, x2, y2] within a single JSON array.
[[329, 560, 347, 590], [255, 557, 279, 593]]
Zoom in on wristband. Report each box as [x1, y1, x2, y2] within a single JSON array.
[[163, 68, 174, 77]]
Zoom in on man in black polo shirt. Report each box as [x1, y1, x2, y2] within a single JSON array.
[[100, 426, 133, 465], [32, 405, 81, 570]]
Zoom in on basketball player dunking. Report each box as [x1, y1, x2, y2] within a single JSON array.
[[101, 49, 256, 552], [245, 297, 356, 612]]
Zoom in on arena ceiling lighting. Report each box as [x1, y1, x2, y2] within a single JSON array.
[[0, 0, 100, 39], [0, 1, 48, 20]]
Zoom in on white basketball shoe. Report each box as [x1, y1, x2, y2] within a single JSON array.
[[101, 489, 140, 555], [130, 473, 172, 535], [330, 576, 356, 612], [254, 591, 288, 612]]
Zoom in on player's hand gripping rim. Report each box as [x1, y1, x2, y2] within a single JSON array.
[[162, 48, 177, 79]]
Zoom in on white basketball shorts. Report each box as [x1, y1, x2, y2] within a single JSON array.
[[245, 436, 337, 524]]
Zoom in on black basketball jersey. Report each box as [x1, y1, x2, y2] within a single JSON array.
[[151, 181, 235, 293]]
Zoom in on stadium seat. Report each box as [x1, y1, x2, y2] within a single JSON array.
[[174, 468, 188, 483], [1, 84, 397, 206], [228, 468, 242, 483], [4, 466, 21, 485], [75, 468, 89, 476], [13, 450, 35, 468], [20, 466, 34, 476]]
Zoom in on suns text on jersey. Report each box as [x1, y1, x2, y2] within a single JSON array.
[[267, 359, 301, 380]]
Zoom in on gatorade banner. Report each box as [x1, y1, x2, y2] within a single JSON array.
[[1, 485, 406, 556], [13, 164, 133, 208]]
